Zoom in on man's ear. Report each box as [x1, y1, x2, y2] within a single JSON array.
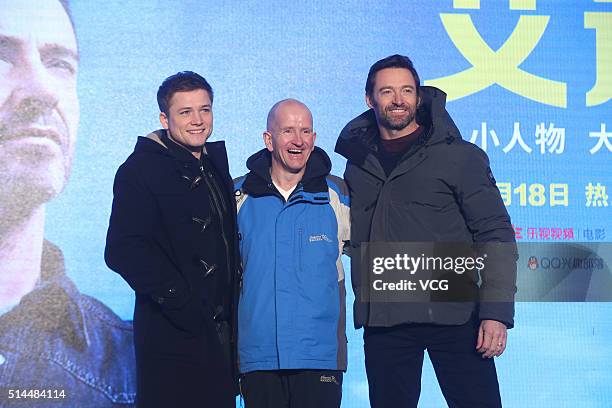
[[159, 112, 169, 129], [365, 94, 374, 109], [263, 131, 273, 152]]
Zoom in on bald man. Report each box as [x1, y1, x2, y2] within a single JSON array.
[[233, 99, 350, 408]]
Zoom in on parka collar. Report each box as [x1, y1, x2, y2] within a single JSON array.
[[335, 86, 462, 164]]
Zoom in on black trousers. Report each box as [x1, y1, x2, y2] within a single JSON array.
[[364, 317, 502, 408], [241, 370, 343, 408]]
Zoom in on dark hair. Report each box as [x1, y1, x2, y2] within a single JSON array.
[[157, 71, 214, 115], [365, 54, 421, 97]]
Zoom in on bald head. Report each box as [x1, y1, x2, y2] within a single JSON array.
[[263, 98, 316, 182], [266, 99, 313, 132]]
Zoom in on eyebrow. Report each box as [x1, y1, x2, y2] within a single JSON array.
[[0, 34, 78, 62], [379, 85, 415, 91], [280, 126, 312, 131], [40, 43, 79, 62], [0, 35, 19, 58], [177, 104, 212, 110]]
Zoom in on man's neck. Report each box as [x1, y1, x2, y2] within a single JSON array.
[[0, 206, 45, 312], [166, 132, 204, 159], [270, 164, 303, 191], [378, 121, 420, 140]]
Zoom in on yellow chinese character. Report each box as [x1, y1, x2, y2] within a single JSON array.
[[585, 182, 609, 207], [585, 11, 612, 106], [549, 184, 569, 207], [498, 182, 512, 206], [426, 3, 567, 107]]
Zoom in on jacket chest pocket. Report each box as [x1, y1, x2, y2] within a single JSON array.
[[389, 179, 456, 213], [294, 213, 339, 284]]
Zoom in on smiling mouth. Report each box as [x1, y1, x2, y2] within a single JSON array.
[[187, 129, 206, 135], [288, 149, 303, 156]]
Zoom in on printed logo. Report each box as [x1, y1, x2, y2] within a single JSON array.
[[527, 256, 539, 270], [309, 234, 332, 243], [320, 375, 340, 385]]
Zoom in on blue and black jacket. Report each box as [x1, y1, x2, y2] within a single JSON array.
[[234, 147, 350, 373]]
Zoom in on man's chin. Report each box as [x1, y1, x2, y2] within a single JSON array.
[[282, 166, 306, 175], [386, 121, 412, 132], [380, 114, 415, 132], [0, 163, 68, 208]]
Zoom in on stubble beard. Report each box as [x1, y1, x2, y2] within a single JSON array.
[[0, 143, 71, 231], [378, 105, 416, 132]]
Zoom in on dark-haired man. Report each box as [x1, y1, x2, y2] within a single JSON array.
[[0, 0, 136, 406], [105, 72, 239, 407], [335, 55, 517, 407]]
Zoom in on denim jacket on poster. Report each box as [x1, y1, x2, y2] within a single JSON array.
[[0, 241, 136, 407]]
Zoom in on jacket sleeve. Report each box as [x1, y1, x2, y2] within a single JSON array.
[[105, 164, 202, 330], [327, 175, 351, 257], [454, 144, 518, 328]]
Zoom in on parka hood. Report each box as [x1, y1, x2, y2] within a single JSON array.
[[335, 86, 462, 163]]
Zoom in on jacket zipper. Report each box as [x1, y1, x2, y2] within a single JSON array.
[[201, 163, 232, 288]]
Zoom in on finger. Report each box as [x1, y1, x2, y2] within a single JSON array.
[[478, 329, 494, 356], [487, 334, 503, 358], [476, 324, 484, 350], [494, 334, 508, 357], [482, 327, 505, 358], [483, 337, 498, 358]]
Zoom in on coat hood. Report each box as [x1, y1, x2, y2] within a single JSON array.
[[335, 86, 462, 163], [242, 146, 332, 196], [132, 129, 229, 172], [246, 146, 331, 183]]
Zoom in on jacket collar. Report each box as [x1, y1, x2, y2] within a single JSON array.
[[0, 241, 90, 352], [242, 146, 331, 197], [134, 129, 231, 181], [335, 86, 462, 165]]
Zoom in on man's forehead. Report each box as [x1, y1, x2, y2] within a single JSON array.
[[168, 89, 212, 109], [274, 103, 312, 124], [0, 0, 77, 53], [374, 68, 416, 87]]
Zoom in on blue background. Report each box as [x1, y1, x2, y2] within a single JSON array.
[[41, 1, 612, 406]]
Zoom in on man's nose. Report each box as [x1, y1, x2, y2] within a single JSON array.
[[12, 60, 58, 124], [291, 132, 304, 145], [392, 91, 402, 105], [191, 111, 204, 125]]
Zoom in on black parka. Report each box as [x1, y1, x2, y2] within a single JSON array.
[[335, 86, 517, 329], [105, 130, 239, 407]]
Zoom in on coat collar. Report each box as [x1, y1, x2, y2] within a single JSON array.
[[242, 146, 331, 197], [335, 86, 462, 165], [134, 129, 231, 181]]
